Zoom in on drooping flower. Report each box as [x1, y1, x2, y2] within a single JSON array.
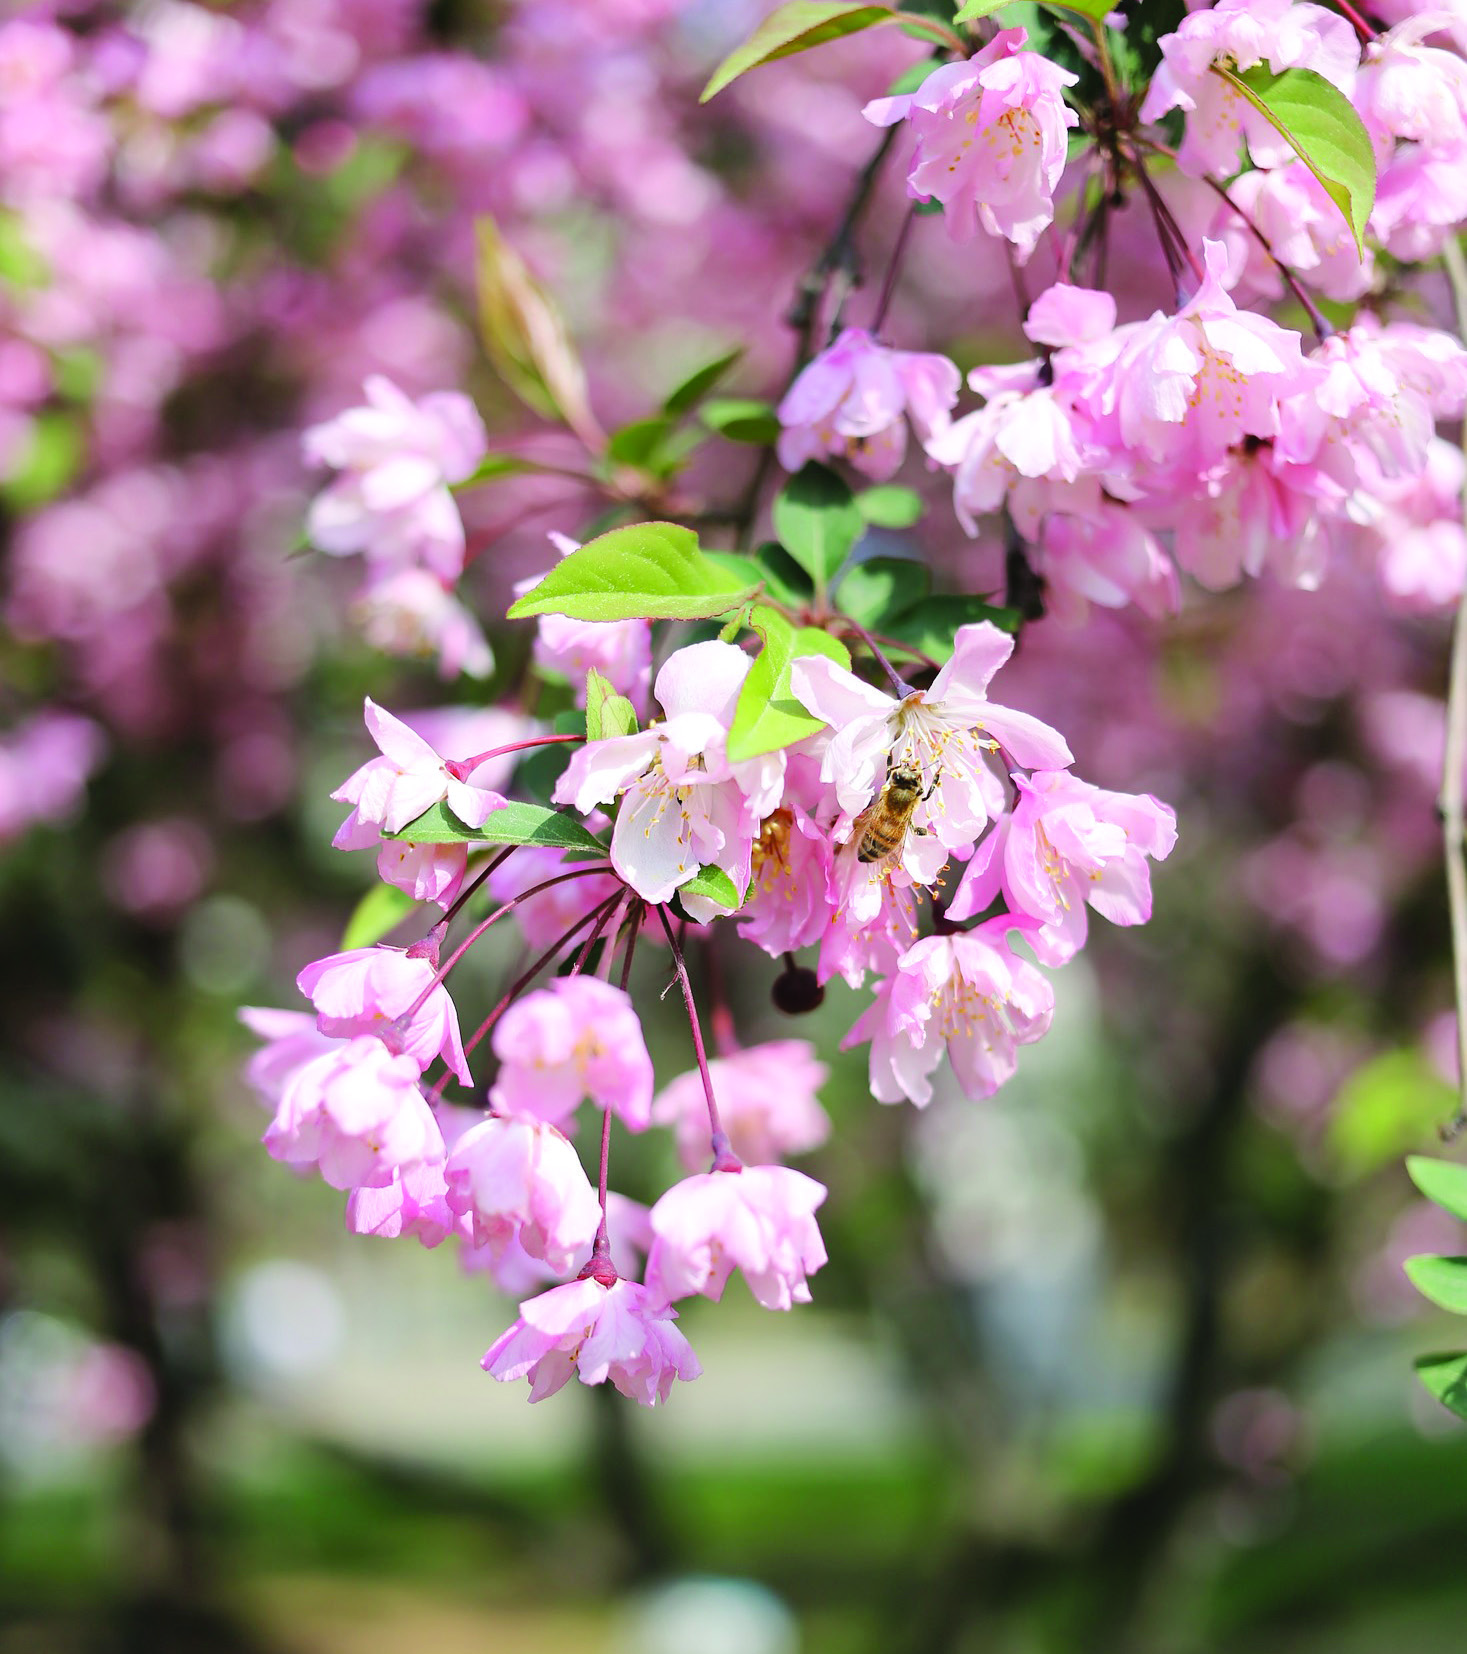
[[949, 771, 1178, 964], [263, 1036, 443, 1191], [864, 28, 1078, 259], [346, 1156, 459, 1249], [737, 807, 833, 958], [238, 1006, 340, 1107], [646, 1165, 829, 1310], [302, 375, 487, 581], [374, 838, 468, 908], [353, 568, 495, 681], [517, 533, 652, 711], [483, 1276, 701, 1405], [653, 1040, 831, 1172], [296, 945, 471, 1084], [553, 640, 783, 905], [489, 976, 655, 1131], [790, 620, 1073, 862], [776, 328, 960, 481], [846, 919, 1055, 1106], [1036, 506, 1181, 623], [443, 1114, 602, 1274]]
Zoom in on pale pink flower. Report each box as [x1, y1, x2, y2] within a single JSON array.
[[949, 771, 1177, 965], [353, 568, 495, 680], [554, 640, 783, 906], [738, 807, 833, 957], [374, 839, 468, 908], [517, 533, 652, 711], [303, 375, 486, 581], [483, 1277, 700, 1405], [1213, 164, 1375, 304], [818, 865, 924, 989], [296, 946, 471, 1084], [776, 328, 961, 481], [0, 709, 105, 841], [791, 620, 1072, 862], [1366, 437, 1467, 610], [1355, 15, 1467, 154], [263, 1035, 443, 1191], [653, 1041, 831, 1172], [865, 28, 1078, 259], [331, 697, 508, 842], [1165, 443, 1334, 592], [1139, 0, 1359, 177], [1023, 282, 1118, 349], [1038, 507, 1181, 623], [238, 1006, 339, 1107], [489, 976, 654, 1131], [647, 1165, 829, 1310], [1371, 143, 1467, 261], [846, 920, 1055, 1106], [444, 1114, 601, 1274]]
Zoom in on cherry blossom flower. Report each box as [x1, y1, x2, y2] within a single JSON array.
[[846, 919, 1055, 1107], [554, 640, 782, 905], [864, 28, 1078, 259], [790, 620, 1072, 861], [776, 328, 960, 481], [489, 976, 654, 1131], [949, 771, 1178, 965], [1212, 164, 1375, 305], [347, 1157, 459, 1248], [818, 865, 924, 989], [737, 807, 833, 957], [238, 1006, 339, 1107], [517, 533, 652, 711], [647, 1165, 829, 1310], [263, 1035, 443, 1190], [353, 568, 495, 680], [443, 1114, 601, 1273], [483, 1277, 700, 1405], [653, 1040, 831, 1172], [302, 375, 487, 582], [374, 838, 468, 908], [1037, 507, 1181, 623], [297, 945, 471, 1083]]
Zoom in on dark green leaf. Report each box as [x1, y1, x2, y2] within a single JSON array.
[[390, 800, 607, 855], [606, 415, 678, 470], [508, 521, 758, 623], [773, 462, 865, 592], [886, 594, 1021, 662], [585, 670, 638, 741], [1405, 1255, 1467, 1317], [754, 542, 815, 607], [1416, 1351, 1467, 1421], [836, 556, 930, 628], [727, 606, 851, 763], [677, 863, 743, 911], [341, 882, 418, 950], [701, 3, 897, 102], [663, 347, 744, 415], [855, 485, 925, 529], [1408, 1157, 1467, 1224], [702, 398, 782, 444], [1213, 64, 1376, 254]]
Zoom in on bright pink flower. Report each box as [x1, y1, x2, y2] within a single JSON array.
[[1023, 282, 1117, 349], [1371, 143, 1467, 261], [554, 640, 782, 906], [1212, 164, 1374, 304], [303, 375, 486, 581], [776, 328, 960, 481], [374, 839, 468, 908], [653, 1041, 831, 1172], [1139, 0, 1359, 177], [489, 976, 654, 1131], [331, 697, 508, 841], [263, 1035, 443, 1191], [818, 864, 924, 989], [443, 1114, 601, 1273], [846, 920, 1055, 1106], [738, 807, 833, 957], [347, 1157, 459, 1248], [518, 533, 652, 710], [483, 1277, 700, 1405], [949, 771, 1177, 965], [1165, 443, 1334, 592], [1037, 507, 1180, 623], [865, 28, 1078, 259], [354, 568, 495, 680], [791, 620, 1073, 862], [239, 1006, 339, 1107], [296, 946, 471, 1084], [647, 1165, 829, 1310], [1368, 438, 1467, 610]]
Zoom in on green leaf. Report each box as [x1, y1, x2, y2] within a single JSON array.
[[701, 398, 782, 444], [855, 485, 925, 529], [507, 521, 759, 623], [1416, 1351, 1467, 1421], [753, 542, 815, 607], [886, 594, 1022, 662], [1405, 1255, 1467, 1317], [953, 0, 1007, 19], [726, 606, 851, 763], [0, 209, 47, 289], [606, 415, 678, 471], [585, 670, 638, 742], [1327, 1049, 1458, 1180], [0, 411, 84, 512], [390, 800, 607, 855], [701, 3, 897, 102], [1408, 1157, 1467, 1224], [773, 462, 865, 593], [1212, 63, 1376, 255], [663, 347, 744, 416], [454, 452, 533, 489], [341, 882, 418, 950], [836, 556, 930, 628], [677, 863, 743, 911]]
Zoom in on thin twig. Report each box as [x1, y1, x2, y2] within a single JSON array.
[[657, 904, 737, 1168]]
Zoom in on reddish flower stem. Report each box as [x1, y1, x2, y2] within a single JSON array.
[[1333, 0, 1377, 42], [843, 618, 914, 697], [442, 732, 584, 783], [657, 904, 741, 1172]]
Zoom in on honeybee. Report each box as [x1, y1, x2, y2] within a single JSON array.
[[855, 762, 932, 864]]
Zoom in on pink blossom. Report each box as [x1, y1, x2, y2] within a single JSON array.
[[738, 807, 833, 957], [776, 328, 960, 481], [1165, 444, 1333, 592], [1139, 0, 1359, 177], [239, 1006, 339, 1107], [353, 569, 495, 680], [1355, 15, 1467, 154], [483, 1277, 700, 1405], [517, 533, 652, 711], [486, 840, 624, 949], [0, 709, 105, 841], [331, 696, 508, 841], [303, 375, 486, 582], [347, 1157, 459, 1248], [489, 976, 654, 1131], [263, 1035, 443, 1191], [1038, 507, 1180, 623], [374, 838, 468, 908], [846, 920, 1055, 1106], [791, 620, 1072, 862], [949, 771, 1177, 965], [444, 1114, 601, 1273], [653, 1041, 831, 1172], [1212, 164, 1374, 304], [865, 28, 1078, 259], [554, 640, 782, 905], [647, 1165, 829, 1310], [296, 945, 471, 1083], [818, 864, 924, 989]]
